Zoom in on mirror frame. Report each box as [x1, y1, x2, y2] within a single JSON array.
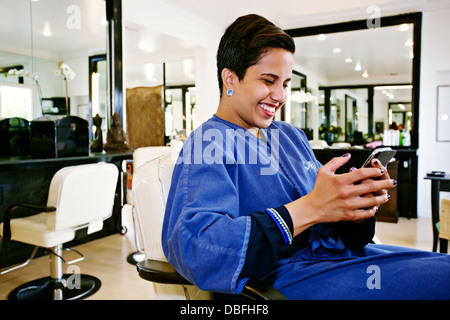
[[106, 0, 123, 128], [285, 12, 422, 149], [89, 54, 107, 141]]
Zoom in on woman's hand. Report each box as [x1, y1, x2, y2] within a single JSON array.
[[285, 153, 397, 236], [349, 157, 396, 222]]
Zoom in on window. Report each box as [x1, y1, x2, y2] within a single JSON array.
[[0, 83, 34, 120]]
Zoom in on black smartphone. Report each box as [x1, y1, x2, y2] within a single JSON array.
[[361, 147, 397, 168]]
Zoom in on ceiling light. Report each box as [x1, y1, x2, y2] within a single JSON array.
[[399, 24, 409, 31], [138, 40, 147, 49], [355, 61, 362, 71], [333, 48, 341, 53], [317, 34, 326, 41], [375, 85, 413, 90], [345, 58, 352, 63], [409, 51, 414, 59], [405, 39, 413, 46], [362, 71, 369, 78], [42, 21, 52, 37]]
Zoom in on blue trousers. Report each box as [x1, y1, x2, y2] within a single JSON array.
[[263, 244, 450, 300]]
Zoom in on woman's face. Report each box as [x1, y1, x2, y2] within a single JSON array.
[[221, 48, 294, 133]]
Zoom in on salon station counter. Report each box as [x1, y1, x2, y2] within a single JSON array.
[[0, 152, 132, 269]]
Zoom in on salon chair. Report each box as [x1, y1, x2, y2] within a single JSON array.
[[0, 162, 119, 300], [131, 144, 287, 300]]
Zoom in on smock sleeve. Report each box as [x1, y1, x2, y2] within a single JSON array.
[[162, 134, 253, 294], [336, 216, 376, 249], [241, 205, 294, 278]]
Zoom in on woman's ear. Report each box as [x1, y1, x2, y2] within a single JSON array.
[[222, 68, 235, 90]]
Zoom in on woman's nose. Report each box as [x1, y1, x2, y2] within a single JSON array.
[[270, 83, 286, 103]]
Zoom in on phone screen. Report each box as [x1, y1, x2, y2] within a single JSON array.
[[362, 148, 397, 168]]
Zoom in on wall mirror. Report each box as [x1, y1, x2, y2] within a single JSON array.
[[123, 21, 197, 143], [285, 13, 421, 148], [0, 0, 108, 140], [285, 70, 314, 140]]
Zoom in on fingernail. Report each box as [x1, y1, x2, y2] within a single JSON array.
[[373, 160, 379, 165], [387, 194, 391, 200], [380, 169, 384, 174], [342, 153, 350, 157], [350, 167, 356, 172], [393, 180, 397, 186]]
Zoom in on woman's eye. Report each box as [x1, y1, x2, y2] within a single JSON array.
[[263, 79, 274, 84]]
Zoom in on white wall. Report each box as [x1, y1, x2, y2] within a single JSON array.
[[417, 7, 450, 217]]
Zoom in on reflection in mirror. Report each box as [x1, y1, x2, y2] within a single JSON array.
[[376, 85, 412, 145], [89, 54, 108, 142], [288, 71, 316, 140], [124, 22, 197, 143], [345, 94, 357, 141], [164, 86, 196, 141], [0, 1, 33, 120], [0, 0, 107, 123], [286, 14, 420, 148]]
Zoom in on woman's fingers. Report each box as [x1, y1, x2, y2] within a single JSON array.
[[306, 153, 397, 224], [322, 153, 352, 173]]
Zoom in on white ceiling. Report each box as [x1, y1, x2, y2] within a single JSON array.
[[163, 0, 421, 29], [2, 0, 450, 88], [125, 0, 424, 87], [0, 0, 106, 61], [294, 24, 414, 85]]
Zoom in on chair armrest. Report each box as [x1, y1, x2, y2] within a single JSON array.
[[1, 203, 56, 241], [137, 259, 191, 285], [136, 259, 288, 300], [240, 278, 287, 300]]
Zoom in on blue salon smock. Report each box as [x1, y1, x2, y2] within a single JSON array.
[[162, 115, 450, 299]]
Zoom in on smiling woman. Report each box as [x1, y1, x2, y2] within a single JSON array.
[[161, 13, 450, 300]]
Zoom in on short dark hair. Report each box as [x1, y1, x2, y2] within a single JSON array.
[[216, 14, 295, 95]]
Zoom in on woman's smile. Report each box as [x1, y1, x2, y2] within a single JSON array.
[[259, 102, 279, 118]]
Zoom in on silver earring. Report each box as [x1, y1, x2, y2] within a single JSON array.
[[227, 89, 234, 96]]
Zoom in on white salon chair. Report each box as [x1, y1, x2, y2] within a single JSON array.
[[132, 144, 287, 300], [0, 162, 119, 300]]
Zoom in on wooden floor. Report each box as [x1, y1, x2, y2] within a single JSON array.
[[0, 216, 437, 300]]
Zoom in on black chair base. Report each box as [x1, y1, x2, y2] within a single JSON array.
[[8, 274, 101, 300], [137, 259, 288, 300], [127, 251, 145, 265]]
